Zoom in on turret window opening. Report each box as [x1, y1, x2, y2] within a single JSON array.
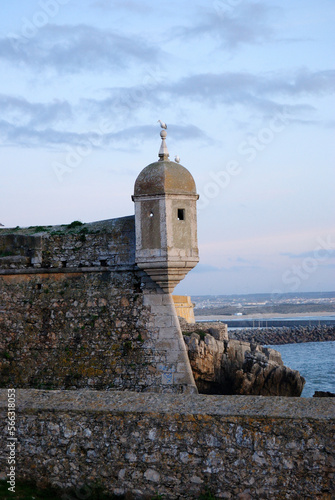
[[177, 209, 185, 221]]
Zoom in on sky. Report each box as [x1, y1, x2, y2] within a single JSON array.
[[0, 0, 334, 296]]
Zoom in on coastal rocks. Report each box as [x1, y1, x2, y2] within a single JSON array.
[[183, 331, 305, 396], [179, 317, 228, 341], [313, 391, 335, 397]]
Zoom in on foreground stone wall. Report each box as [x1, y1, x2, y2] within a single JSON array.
[[0, 390, 333, 499]]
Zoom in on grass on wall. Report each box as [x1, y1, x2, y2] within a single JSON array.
[[0, 480, 218, 499]]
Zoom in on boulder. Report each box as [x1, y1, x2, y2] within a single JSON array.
[[184, 332, 305, 397], [313, 391, 335, 397], [179, 317, 228, 341]]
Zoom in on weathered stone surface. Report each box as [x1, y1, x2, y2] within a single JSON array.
[[134, 160, 197, 197], [0, 269, 152, 391], [184, 331, 305, 396], [180, 318, 228, 341], [0, 390, 333, 499]]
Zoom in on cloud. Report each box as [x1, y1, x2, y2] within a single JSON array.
[[258, 69, 335, 97], [92, 0, 150, 13], [162, 69, 335, 108], [88, 68, 333, 118], [192, 262, 262, 275], [0, 94, 72, 127], [82, 83, 162, 119], [111, 124, 210, 143], [281, 250, 335, 260], [178, 2, 277, 49], [0, 120, 88, 148], [1, 24, 161, 73], [0, 66, 333, 148], [230, 256, 255, 264], [0, 121, 209, 149], [192, 264, 223, 273], [227, 264, 262, 272]]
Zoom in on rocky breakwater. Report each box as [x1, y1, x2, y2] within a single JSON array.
[[229, 324, 335, 345], [181, 322, 305, 396]]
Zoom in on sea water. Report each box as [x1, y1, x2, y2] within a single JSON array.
[[266, 341, 335, 397]]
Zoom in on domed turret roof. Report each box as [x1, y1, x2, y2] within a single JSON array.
[[134, 160, 197, 196]]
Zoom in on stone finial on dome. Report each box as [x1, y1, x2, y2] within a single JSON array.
[[158, 128, 169, 161]]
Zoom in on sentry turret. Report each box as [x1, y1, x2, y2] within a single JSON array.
[[132, 126, 199, 293]]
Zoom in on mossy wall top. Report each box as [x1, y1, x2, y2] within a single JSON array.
[[0, 216, 135, 270]]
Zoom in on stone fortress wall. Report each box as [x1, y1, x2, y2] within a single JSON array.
[[0, 217, 195, 393], [1, 133, 334, 498]]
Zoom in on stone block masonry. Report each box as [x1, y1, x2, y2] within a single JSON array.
[[143, 292, 196, 392], [0, 390, 334, 499], [173, 295, 196, 324]]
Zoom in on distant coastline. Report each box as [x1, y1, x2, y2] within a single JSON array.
[[195, 311, 335, 321], [192, 293, 335, 339], [192, 291, 335, 324]]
